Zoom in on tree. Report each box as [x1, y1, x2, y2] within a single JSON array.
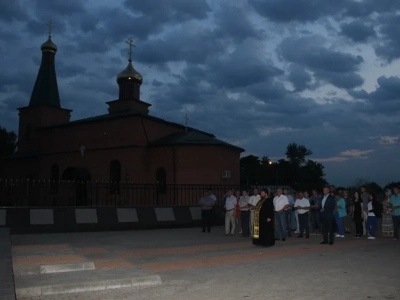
[[297, 160, 328, 192], [239, 143, 328, 191], [383, 182, 400, 192], [240, 155, 262, 187], [240, 155, 274, 187], [349, 179, 383, 196], [283, 143, 322, 190], [0, 126, 17, 158], [285, 143, 313, 166]]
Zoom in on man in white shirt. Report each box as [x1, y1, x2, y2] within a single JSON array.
[[248, 189, 261, 236], [294, 191, 311, 238], [273, 189, 290, 241], [224, 190, 237, 235]]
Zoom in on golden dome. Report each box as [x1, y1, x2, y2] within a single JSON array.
[[41, 37, 57, 52], [116, 61, 143, 84]]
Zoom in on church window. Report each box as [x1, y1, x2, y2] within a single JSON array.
[[50, 164, 59, 194], [110, 160, 121, 194], [156, 167, 167, 194]]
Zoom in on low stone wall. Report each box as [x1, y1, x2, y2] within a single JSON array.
[[0, 206, 217, 234]]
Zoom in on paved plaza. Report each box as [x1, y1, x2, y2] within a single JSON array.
[[9, 227, 400, 300]]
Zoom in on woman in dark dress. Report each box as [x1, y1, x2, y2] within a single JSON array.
[[351, 191, 363, 238], [252, 189, 275, 247]]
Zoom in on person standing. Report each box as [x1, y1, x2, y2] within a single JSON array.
[[234, 190, 242, 234], [252, 189, 275, 247], [293, 192, 300, 234], [283, 188, 295, 236], [294, 191, 311, 238], [310, 189, 321, 235], [390, 185, 400, 240], [273, 189, 290, 241], [334, 193, 347, 238], [240, 190, 250, 237], [382, 189, 394, 238], [367, 194, 378, 240], [224, 190, 236, 235], [343, 190, 352, 234], [208, 190, 217, 225], [320, 186, 336, 245], [199, 191, 215, 233], [330, 185, 336, 196], [249, 189, 261, 236], [360, 186, 369, 236], [351, 191, 363, 238]]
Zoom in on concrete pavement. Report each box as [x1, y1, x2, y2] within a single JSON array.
[[10, 227, 400, 300]]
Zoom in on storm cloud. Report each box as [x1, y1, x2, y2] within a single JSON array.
[[0, 0, 399, 186]]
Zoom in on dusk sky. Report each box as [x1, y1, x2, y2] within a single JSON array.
[[0, 0, 399, 186]]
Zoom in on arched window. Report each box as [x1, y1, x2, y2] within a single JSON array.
[[50, 164, 59, 194], [110, 160, 121, 194], [156, 167, 167, 194]]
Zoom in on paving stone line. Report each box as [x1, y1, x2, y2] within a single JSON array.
[[13, 254, 85, 267], [13, 262, 95, 276], [15, 274, 162, 298]]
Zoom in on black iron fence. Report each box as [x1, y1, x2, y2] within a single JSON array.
[[0, 179, 293, 207], [0, 179, 240, 207]]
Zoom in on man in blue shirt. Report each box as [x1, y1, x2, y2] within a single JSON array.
[[390, 185, 400, 240]]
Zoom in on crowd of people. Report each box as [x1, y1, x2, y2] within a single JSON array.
[[199, 184, 400, 247]]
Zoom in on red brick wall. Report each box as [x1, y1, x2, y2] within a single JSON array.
[[175, 145, 240, 185], [3, 114, 241, 187], [18, 107, 71, 153]]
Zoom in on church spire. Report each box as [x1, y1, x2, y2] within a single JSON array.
[[107, 38, 151, 115], [116, 38, 143, 100], [29, 20, 61, 108]]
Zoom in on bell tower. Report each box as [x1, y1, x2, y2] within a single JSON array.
[[107, 38, 151, 115], [18, 20, 71, 153]]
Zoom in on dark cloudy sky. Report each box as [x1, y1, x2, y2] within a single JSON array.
[[0, 0, 399, 186]]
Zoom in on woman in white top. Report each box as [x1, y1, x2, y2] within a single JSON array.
[[366, 194, 378, 240]]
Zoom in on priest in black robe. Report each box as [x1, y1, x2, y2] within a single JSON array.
[[252, 189, 275, 247]]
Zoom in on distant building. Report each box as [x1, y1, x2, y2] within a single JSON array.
[[0, 30, 243, 205]]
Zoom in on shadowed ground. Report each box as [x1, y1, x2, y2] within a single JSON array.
[[11, 227, 400, 300]]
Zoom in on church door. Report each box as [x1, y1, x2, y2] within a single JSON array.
[[61, 167, 91, 206], [156, 167, 167, 194]]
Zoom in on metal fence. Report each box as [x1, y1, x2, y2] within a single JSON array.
[[0, 179, 294, 207], [0, 179, 242, 207]]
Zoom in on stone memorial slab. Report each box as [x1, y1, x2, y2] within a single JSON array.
[[30, 209, 54, 225], [155, 207, 175, 222], [117, 208, 138, 223], [189, 207, 202, 220], [75, 208, 98, 224]]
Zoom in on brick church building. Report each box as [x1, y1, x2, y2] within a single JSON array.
[[0, 32, 243, 206]]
